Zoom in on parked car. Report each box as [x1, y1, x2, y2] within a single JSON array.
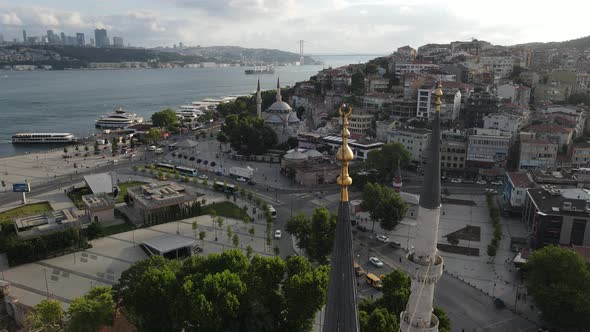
[[476, 180, 487, 185], [485, 188, 498, 194], [389, 241, 402, 249], [274, 230, 282, 239], [198, 174, 208, 180], [236, 177, 247, 182], [494, 298, 505, 308], [491, 181, 503, 186], [369, 257, 384, 267], [356, 225, 369, 232], [463, 179, 475, 184], [366, 273, 383, 289], [376, 235, 389, 242], [148, 145, 156, 151], [450, 178, 462, 184], [354, 263, 366, 277], [247, 180, 256, 185]]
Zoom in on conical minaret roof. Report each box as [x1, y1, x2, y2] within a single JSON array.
[[323, 104, 359, 332]]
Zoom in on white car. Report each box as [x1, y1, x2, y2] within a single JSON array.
[[369, 257, 384, 267], [376, 235, 389, 243], [148, 145, 156, 151], [486, 188, 498, 194], [450, 178, 462, 184], [236, 177, 247, 182], [491, 181, 503, 186], [198, 174, 208, 180], [274, 230, 282, 239], [476, 180, 487, 185]]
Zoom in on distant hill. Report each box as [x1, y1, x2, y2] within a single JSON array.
[[158, 45, 319, 65], [513, 35, 590, 50]]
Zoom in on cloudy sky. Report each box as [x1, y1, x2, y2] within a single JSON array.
[[1, 0, 589, 54]]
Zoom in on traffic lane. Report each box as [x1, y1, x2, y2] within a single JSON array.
[[352, 238, 538, 332]]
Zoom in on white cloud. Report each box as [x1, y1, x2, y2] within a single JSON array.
[[0, 1, 589, 53], [0, 12, 22, 25]]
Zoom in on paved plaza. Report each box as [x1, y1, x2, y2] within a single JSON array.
[[1, 209, 272, 310]]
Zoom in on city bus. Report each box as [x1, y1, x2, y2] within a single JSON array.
[[267, 205, 277, 219], [175, 166, 198, 177], [213, 181, 236, 194], [156, 163, 175, 172]]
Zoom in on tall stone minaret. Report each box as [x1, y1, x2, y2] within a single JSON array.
[[256, 79, 262, 119], [323, 104, 359, 332], [276, 77, 282, 102], [400, 81, 445, 332]]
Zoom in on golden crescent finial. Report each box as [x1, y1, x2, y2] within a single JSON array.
[[336, 103, 354, 201]]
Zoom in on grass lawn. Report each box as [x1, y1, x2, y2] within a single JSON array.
[[116, 181, 147, 203], [102, 222, 135, 236], [203, 201, 249, 221], [0, 202, 53, 224]]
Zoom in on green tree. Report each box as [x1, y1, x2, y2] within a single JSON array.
[[366, 142, 411, 182], [233, 234, 240, 247], [199, 230, 207, 247], [145, 128, 163, 144], [26, 299, 64, 332], [350, 71, 365, 95], [434, 306, 451, 332], [246, 245, 253, 259], [227, 225, 233, 240], [66, 286, 115, 332], [151, 108, 178, 129], [114, 256, 181, 331], [221, 113, 278, 155], [524, 245, 590, 329], [361, 183, 408, 231], [132, 165, 138, 173], [285, 207, 336, 263], [86, 221, 104, 240], [361, 307, 399, 332]]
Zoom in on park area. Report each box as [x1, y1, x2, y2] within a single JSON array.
[[0, 202, 52, 224]]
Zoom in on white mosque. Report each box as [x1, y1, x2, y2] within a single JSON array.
[[256, 78, 302, 144]]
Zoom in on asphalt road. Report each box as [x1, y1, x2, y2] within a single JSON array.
[[353, 235, 538, 332]]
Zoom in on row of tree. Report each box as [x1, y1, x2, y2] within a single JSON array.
[[219, 113, 278, 155], [114, 250, 328, 332]]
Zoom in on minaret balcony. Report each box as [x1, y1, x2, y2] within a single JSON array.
[[400, 312, 439, 332], [406, 253, 444, 284]]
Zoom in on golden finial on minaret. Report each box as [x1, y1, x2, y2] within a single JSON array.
[[434, 80, 443, 113], [336, 104, 354, 202]]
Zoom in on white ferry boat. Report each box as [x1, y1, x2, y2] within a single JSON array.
[[12, 133, 77, 144], [95, 107, 144, 128], [176, 108, 204, 122]]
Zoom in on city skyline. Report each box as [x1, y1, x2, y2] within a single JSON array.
[[0, 0, 589, 53]]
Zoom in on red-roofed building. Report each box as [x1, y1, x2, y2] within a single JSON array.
[[503, 172, 537, 214], [524, 124, 575, 148]]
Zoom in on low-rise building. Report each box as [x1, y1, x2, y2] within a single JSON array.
[[503, 172, 536, 213], [13, 209, 79, 239], [518, 139, 558, 171], [483, 110, 529, 137], [570, 142, 590, 168], [496, 83, 531, 106], [82, 193, 115, 224], [382, 98, 417, 119], [466, 128, 512, 171], [349, 139, 384, 160], [362, 93, 395, 111], [393, 61, 438, 77], [386, 127, 431, 165], [523, 186, 590, 248], [127, 182, 196, 223], [525, 124, 574, 149], [348, 113, 374, 136]]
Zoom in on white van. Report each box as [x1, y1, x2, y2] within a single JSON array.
[[268, 205, 277, 219]]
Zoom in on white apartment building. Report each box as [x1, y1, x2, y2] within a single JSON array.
[[479, 56, 514, 78], [348, 113, 374, 136], [483, 113, 526, 137], [497, 83, 531, 106], [394, 62, 439, 78], [570, 142, 590, 167], [387, 127, 431, 164], [504, 172, 536, 210], [518, 139, 558, 171], [466, 128, 512, 169], [416, 88, 432, 119]]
